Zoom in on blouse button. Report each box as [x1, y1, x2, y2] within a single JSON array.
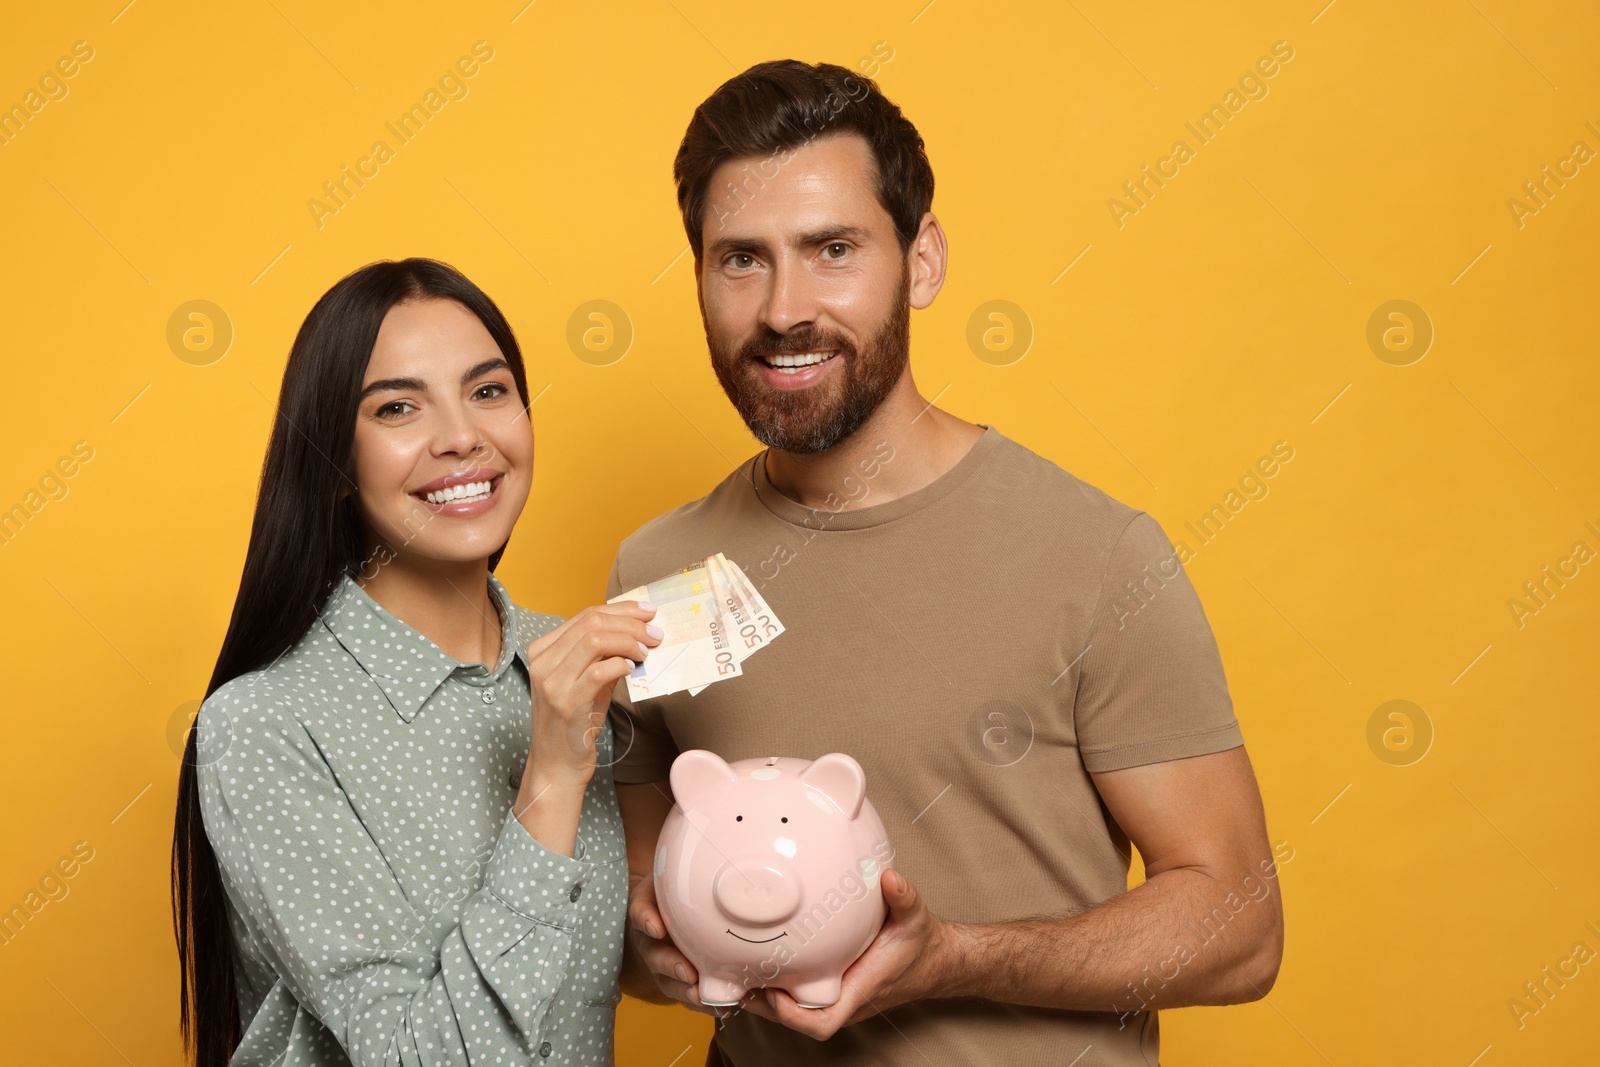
[[539, 1040, 552, 1058], [481, 688, 496, 705], [509, 769, 522, 789], [569, 883, 583, 902]]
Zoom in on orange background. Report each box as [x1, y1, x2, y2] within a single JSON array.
[[1, 1, 1596, 1063]]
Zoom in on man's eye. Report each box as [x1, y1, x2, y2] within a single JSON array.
[[728, 253, 755, 269], [822, 242, 849, 259]]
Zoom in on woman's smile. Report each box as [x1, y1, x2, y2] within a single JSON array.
[[411, 469, 507, 516]]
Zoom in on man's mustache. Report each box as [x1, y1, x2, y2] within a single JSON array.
[[737, 329, 854, 362]]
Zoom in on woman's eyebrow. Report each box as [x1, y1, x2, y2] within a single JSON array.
[[359, 358, 511, 401]]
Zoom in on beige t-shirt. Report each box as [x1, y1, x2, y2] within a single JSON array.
[[607, 425, 1245, 1067]]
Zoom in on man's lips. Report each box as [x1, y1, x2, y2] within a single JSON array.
[[751, 349, 838, 369], [749, 350, 842, 391]]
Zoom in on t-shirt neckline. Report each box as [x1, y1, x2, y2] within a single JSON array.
[[749, 423, 1000, 532]]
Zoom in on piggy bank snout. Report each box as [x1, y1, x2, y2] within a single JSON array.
[[713, 861, 803, 926]]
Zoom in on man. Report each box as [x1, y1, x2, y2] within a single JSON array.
[[607, 59, 1283, 1065]]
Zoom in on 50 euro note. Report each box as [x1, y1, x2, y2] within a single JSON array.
[[686, 553, 786, 696], [609, 559, 741, 700], [608, 555, 785, 700]]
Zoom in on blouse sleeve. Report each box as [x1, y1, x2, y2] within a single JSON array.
[[196, 687, 595, 1066]]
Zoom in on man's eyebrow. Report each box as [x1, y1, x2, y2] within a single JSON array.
[[796, 225, 872, 246], [704, 225, 874, 259], [705, 234, 769, 258], [358, 358, 511, 401]]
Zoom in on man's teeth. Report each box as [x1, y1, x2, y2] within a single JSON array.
[[763, 351, 835, 370], [423, 479, 493, 505]]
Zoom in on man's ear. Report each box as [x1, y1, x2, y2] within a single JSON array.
[[907, 211, 947, 310]]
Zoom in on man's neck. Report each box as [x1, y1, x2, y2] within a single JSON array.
[[761, 372, 986, 512], [354, 554, 502, 667]]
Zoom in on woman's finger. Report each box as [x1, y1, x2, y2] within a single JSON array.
[[543, 627, 655, 703], [529, 607, 659, 686], [527, 602, 657, 666]]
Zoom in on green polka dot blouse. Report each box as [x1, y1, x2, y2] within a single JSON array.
[[195, 570, 628, 1065]]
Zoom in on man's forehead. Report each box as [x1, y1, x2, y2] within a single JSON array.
[[703, 134, 888, 244]]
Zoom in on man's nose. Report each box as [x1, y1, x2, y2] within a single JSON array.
[[759, 257, 817, 336]]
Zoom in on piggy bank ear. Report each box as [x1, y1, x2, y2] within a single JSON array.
[[669, 749, 738, 812], [798, 753, 867, 819]]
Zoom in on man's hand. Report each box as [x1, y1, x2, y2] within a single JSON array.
[[626, 871, 744, 1018], [742, 868, 961, 1041]]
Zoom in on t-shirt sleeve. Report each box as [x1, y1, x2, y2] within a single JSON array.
[[604, 550, 681, 784], [1073, 511, 1244, 772]]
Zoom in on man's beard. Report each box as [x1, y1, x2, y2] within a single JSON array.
[[707, 267, 911, 455]]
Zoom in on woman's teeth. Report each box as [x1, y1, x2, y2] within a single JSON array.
[[763, 351, 835, 372], [422, 479, 493, 505]]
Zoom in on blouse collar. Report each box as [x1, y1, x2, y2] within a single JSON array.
[[317, 570, 529, 723]]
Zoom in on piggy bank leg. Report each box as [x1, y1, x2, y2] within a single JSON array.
[[787, 975, 842, 1009], [698, 976, 747, 1007]]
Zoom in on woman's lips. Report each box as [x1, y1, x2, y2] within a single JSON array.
[[412, 473, 504, 516]]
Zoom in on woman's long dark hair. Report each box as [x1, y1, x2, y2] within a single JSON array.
[[171, 258, 532, 1066]]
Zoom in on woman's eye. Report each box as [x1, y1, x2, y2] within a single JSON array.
[[375, 400, 415, 419], [474, 382, 509, 401]]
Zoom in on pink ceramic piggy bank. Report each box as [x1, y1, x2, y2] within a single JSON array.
[[654, 750, 894, 1008]]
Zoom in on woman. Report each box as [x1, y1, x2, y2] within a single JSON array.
[[171, 258, 661, 1066]]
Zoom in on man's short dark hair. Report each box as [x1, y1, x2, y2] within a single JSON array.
[[673, 59, 935, 262]]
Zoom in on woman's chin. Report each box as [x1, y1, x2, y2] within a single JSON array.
[[373, 526, 519, 569]]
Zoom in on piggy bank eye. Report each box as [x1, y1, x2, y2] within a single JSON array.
[[735, 815, 743, 822], [781, 817, 788, 823]]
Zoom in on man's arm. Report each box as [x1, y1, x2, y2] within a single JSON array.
[[749, 744, 1285, 1040], [955, 744, 1283, 1006]]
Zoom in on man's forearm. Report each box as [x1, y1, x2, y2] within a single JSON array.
[[937, 864, 1284, 1019]]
